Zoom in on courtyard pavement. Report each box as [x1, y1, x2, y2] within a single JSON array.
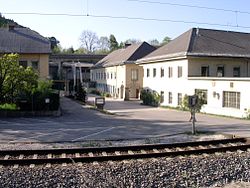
[[0, 96, 249, 143]]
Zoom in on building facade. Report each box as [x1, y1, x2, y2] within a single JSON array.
[[137, 28, 250, 118], [91, 42, 156, 100], [0, 25, 51, 79]]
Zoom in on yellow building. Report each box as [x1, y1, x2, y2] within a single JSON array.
[[0, 25, 51, 79], [91, 42, 156, 100]]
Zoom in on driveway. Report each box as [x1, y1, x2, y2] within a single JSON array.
[[0, 97, 249, 143]]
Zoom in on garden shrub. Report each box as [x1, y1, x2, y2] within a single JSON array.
[[140, 89, 160, 107]]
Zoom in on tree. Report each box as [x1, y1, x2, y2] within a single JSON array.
[[62, 46, 75, 54], [148, 39, 160, 46], [79, 30, 99, 53], [48, 37, 60, 51], [109, 34, 119, 51], [124, 38, 141, 45], [0, 54, 38, 103], [162, 36, 171, 45], [97, 36, 110, 54]]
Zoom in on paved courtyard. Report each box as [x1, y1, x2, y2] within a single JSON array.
[[0, 97, 250, 143]]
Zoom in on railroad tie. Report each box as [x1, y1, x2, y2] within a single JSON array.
[[102, 152, 108, 156], [128, 150, 134, 155], [4, 155, 9, 160], [176, 147, 183, 151], [164, 148, 171, 152], [33, 154, 38, 159], [47, 154, 52, 159], [198, 145, 206, 149], [115, 151, 121, 156], [61, 153, 66, 158], [153, 149, 160, 153]]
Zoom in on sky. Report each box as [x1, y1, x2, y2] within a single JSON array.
[[1, 0, 250, 49]]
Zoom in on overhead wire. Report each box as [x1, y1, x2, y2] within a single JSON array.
[[126, 0, 250, 15], [2, 12, 250, 29]]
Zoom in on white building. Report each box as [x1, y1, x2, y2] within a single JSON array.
[[137, 28, 250, 118], [91, 42, 156, 100]]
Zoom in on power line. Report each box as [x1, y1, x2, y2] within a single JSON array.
[[127, 0, 250, 15], [3, 12, 250, 29]]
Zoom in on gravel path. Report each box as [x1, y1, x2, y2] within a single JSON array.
[[0, 152, 250, 187]]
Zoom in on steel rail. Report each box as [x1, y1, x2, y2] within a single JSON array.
[[0, 143, 250, 166], [0, 138, 246, 156]]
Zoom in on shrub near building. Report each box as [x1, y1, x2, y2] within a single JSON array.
[[140, 89, 160, 107]]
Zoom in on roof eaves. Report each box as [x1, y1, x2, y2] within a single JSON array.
[[187, 52, 250, 59], [136, 52, 187, 64]]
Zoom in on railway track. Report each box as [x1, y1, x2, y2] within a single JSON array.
[[0, 137, 249, 166]]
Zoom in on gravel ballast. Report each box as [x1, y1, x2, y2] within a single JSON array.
[[0, 152, 250, 187]]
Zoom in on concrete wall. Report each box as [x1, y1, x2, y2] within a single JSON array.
[[140, 56, 250, 118], [91, 63, 143, 99], [188, 57, 250, 77], [20, 54, 49, 79]]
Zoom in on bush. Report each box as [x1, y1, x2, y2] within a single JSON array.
[[140, 89, 160, 107], [90, 89, 101, 96], [0, 103, 17, 111], [17, 80, 60, 111]]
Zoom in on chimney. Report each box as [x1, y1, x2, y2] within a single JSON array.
[[8, 24, 15, 31], [125, 43, 131, 48]]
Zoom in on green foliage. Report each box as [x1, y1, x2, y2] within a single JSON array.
[[0, 54, 38, 103], [109, 34, 119, 51], [75, 84, 87, 102], [18, 80, 59, 111], [0, 103, 17, 110], [162, 36, 171, 45], [90, 89, 101, 96], [0, 14, 20, 27], [140, 89, 160, 107], [182, 93, 206, 112]]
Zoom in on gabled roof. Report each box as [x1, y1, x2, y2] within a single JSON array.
[[0, 27, 51, 54], [138, 28, 250, 63], [93, 42, 156, 68]]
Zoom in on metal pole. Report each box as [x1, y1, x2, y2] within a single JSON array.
[[191, 108, 196, 135]]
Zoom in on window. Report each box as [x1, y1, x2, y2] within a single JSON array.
[[223, 91, 240, 109], [177, 66, 182, 78], [177, 93, 182, 105], [217, 66, 224, 77], [195, 89, 208, 104], [111, 72, 113, 79], [146, 68, 150, 77], [131, 69, 139, 81], [160, 91, 164, 103], [233, 67, 240, 77], [107, 72, 109, 79], [160, 68, 164, 77], [19, 61, 27, 68], [201, 66, 209, 77], [153, 68, 156, 77], [31, 61, 38, 70], [168, 92, 172, 104], [104, 73, 106, 79], [168, 67, 173, 78]]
